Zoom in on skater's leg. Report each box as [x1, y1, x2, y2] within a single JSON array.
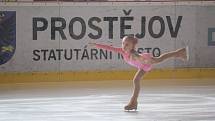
[[131, 69, 145, 101], [124, 69, 145, 110], [151, 47, 187, 64]]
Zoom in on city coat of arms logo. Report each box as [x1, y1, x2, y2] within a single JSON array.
[[0, 11, 16, 65]]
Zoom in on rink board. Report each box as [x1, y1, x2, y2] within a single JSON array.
[[0, 2, 215, 82]]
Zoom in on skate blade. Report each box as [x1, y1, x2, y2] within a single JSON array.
[[124, 108, 137, 112]]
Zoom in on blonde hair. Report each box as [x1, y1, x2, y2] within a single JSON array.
[[122, 36, 138, 45]]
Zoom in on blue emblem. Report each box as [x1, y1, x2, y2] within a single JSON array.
[[0, 11, 16, 65]]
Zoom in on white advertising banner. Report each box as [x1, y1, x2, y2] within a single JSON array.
[[0, 2, 215, 72]]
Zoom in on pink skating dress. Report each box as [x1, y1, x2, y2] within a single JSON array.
[[95, 43, 153, 72]]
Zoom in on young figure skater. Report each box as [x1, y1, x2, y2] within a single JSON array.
[[88, 36, 189, 111]]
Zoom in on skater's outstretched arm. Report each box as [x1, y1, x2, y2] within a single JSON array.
[[88, 42, 122, 53]]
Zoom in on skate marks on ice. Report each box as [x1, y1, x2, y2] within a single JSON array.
[[0, 86, 215, 121]]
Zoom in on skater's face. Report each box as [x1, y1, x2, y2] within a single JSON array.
[[122, 38, 136, 52]]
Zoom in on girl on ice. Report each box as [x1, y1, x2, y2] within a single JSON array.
[[89, 36, 189, 111]]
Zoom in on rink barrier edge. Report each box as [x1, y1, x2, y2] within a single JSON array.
[[0, 68, 215, 83]]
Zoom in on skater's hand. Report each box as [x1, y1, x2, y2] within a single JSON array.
[[88, 42, 96, 48]]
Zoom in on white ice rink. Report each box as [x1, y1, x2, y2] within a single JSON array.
[[0, 80, 215, 121]]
